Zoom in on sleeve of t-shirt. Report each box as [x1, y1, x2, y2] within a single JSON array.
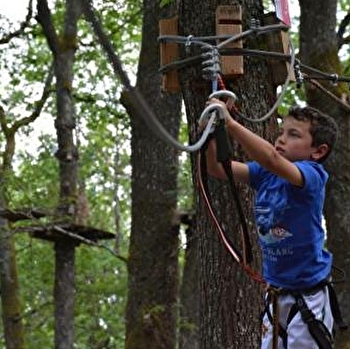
[[294, 161, 328, 194], [247, 161, 265, 191], [248, 160, 328, 194]]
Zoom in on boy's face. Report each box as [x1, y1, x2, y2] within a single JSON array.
[[274, 116, 317, 162]]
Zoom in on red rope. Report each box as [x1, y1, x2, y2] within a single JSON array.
[[197, 150, 266, 286], [216, 74, 241, 115], [217, 74, 226, 90]]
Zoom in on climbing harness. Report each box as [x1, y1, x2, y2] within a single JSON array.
[[262, 277, 348, 349]]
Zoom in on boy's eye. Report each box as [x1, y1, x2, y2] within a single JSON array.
[[289, 131, 300, 137]]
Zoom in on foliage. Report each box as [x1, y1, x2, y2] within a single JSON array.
[[160, 0, 176, 7], [177, 112, 194, 212], [16, 237, 55, 348], [0, 0, 141, 348], [74, 245, 128, 348]]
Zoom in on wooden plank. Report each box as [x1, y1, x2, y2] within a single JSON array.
[[216, 5, 243, 78], [264, 12, 295, 86], [159, 17, 180, 93]]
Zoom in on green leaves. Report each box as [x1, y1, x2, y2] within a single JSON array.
[[1, 1, 140, 347]]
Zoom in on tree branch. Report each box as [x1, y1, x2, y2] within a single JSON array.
[[0, 0, 33, 45], [10, 64, 54, 134], [337, 11, 350, 49], [80, 0, 132, 90], [0, 105, 8, 134], [36, 0, 60, 56], [52, 225, 128, 263]]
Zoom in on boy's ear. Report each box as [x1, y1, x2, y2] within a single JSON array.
[[311, 144, 329, 161]]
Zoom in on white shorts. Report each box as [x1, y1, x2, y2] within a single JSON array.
[[261, 287, 334, 349]]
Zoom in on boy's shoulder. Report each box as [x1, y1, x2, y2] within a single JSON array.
[[248, 160, 328, 190], [294, 160, 328, 182]]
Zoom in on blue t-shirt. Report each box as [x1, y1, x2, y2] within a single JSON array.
[[248, 160, 332, 289]]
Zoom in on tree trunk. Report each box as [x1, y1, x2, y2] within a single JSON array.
[[179, 0, 276, 347], [54, 240, 76, 349], [299, 1, 350, 348], [52, 4, 80, 346], [37, 1, 81, 348], [0, 120, 25, 349], [123, 1, 182, 348], [0, 224, 25, 349], [179, 224, 200, 349]]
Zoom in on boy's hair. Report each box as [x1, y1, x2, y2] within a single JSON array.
[[288, 106, 338, 163]]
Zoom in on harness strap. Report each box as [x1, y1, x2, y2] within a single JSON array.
[[264, 286, 295, 349], [287, 281, 347, 331], [213, 118, 253, 264], [264, 280, 347, 349], [326, 283, 348, 331], [266, 287, 282, 349], [198, 145, 243, 264], [197, 122, 266, 285], [292, 292, 334, 349]]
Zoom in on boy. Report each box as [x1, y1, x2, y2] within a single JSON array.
[[204, 98, 339, 348]]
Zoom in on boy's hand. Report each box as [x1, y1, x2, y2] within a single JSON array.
[[197, 107, 217, 133], [206, 97, 226, 110], [198, 96, 236, 133], [206, 98, 233, 125]]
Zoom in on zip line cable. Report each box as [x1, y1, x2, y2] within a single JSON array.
[[82, 0, 349, 154], [81, 0, 132, 91], [159, 48, 291, 74], [81, 0, 216, 153], [299, 61, 350, 84], [157, 23, 290, 48], [230, 37, 295, 123], [159, 49, 350, 85], [305, 77, 350, 113]]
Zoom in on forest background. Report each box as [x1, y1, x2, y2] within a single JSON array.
[[0, 0, 349, 348]]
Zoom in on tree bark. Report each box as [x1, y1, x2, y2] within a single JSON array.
[[179, 0, 276, 347], [0, 110, 25, 349], [299, 1, 350, 348], [54, 240, 76, 349], [123, 1, 182, 348], [37, 1, 81, 348], [0, 226, 25, 349], [179, 223, 200, 349]]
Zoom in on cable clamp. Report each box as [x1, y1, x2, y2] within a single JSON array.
[[201, 47, 221, 81], [330, 74, 339, 86], [185, 35, 194, 54], [294, 62, 304, 88], [250, 18, 261, 30]]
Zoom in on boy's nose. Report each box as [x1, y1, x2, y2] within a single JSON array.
[[276, 133, 286, 144]]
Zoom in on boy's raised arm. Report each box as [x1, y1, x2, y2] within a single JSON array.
[[207, 98, 304, 187]]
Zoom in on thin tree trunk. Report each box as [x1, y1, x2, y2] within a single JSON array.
[[0, 117, 25, 349], [179, 225, 200, 349], [54, 240, 76, 349], [37, 1, 81, 348], [0, 224, 25, 349]]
